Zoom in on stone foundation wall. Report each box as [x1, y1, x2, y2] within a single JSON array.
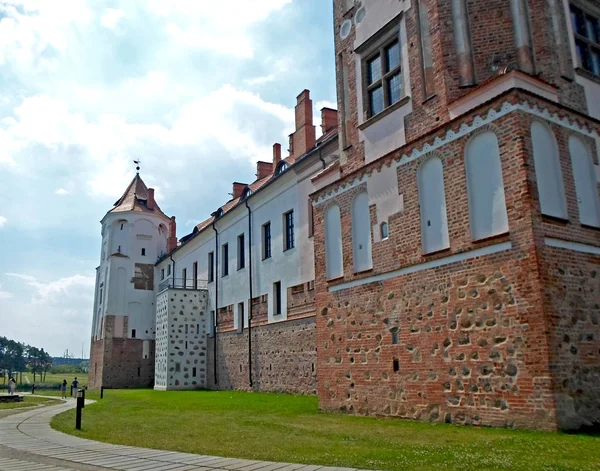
[[207, 316, 317, 395]]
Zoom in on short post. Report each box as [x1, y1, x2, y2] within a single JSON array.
[[100, 386, 104, 399], [75, 389, 84, 430], [31, 384, 35, 395], [70, 385, 73, 397]]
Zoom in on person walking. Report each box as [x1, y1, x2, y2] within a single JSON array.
[[8, 376, 16, 395], [71, 377, 79, 396], [61, 380, 67, 399]]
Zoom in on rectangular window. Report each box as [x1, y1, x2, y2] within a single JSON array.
[[131, 329, 136, 338], [182, 268, 187, 288], [284, 210, 295, 250], [308, 198, 314, 237], [273, 281, 282, 315], [167, 264, 171, 276], [237, 302, 244, 333], [362, 30, 403, 118], [208, 252, 214, 282], [161, 268, 165, 280], [237, 234, 245, 270], [222, 244, 229, 277], [262, 222, 272, 260], [571, 4, 600, 76], [193, 262, 198, 289], [175, 362, 181, 372], [141, 248, 146, 256], [193, 367, 197, 377], [99, 288, 103, 304]]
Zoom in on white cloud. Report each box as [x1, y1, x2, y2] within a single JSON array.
[[100, 8, 125, 30], [55, 188, 69, 195], [0, 216, 6, 228], [6, 272, 95, 304], [0, 284, 12, 300]]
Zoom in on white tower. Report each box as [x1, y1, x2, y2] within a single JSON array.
[[89, 174, 172, 388]]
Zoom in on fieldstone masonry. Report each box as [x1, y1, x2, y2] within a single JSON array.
[[154, 289, 209, 390]]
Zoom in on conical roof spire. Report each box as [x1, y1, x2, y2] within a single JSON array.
[[109, 174, 168, 218]]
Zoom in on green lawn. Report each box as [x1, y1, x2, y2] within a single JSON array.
[[2, 372, 89, 388], [0, 396, 62, 410], [50, 389, 600, 471]]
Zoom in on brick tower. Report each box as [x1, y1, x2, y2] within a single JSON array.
[[312, 0, 600, 430], [89, 174, 174, 389]]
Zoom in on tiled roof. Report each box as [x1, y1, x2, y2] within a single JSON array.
[[109, 174, 168, 219]]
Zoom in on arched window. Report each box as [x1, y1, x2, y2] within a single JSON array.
[[569, 135, 600, 227], [418, 156, 450, 253], [351, 192, 373, 272], [465, 131, 509, 240], [380, 222, 389, 240], [276, 162, 290, 175], [531, 121, 567, 219], [325, 204, 344, 279]]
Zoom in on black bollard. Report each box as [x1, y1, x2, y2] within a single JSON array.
[[31, 384, 35, 395], [100, 386, 104, 399], [75, 389, 84, 430]]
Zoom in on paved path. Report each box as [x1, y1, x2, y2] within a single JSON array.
[[0, 399, 366, 471]]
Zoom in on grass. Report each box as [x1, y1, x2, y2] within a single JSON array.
[[50, 389, 600, 471], [0, 396, 62, 410], [1, 372, 89, 389]]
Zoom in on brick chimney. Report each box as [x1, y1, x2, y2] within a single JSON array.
[[273, 143, 281, 167], [290, 89, 316, 159], [232, 182, 247, 199], [167, 216, 177, 253], [147, 188, 155, 210], [257, 161, 273, 179], [321, 108, 338, 134]]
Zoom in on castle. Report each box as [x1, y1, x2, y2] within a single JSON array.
[[90, 0, 600, 431]]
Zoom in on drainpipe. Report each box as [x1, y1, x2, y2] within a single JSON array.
[[245, 199, 253, 388], [318, 147, 326, 169], [211, 221, 219, 385], [169, 254, 175, 289]]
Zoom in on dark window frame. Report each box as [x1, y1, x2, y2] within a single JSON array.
[[571, 2, 600, 76], [208, 252, 214, 283], [141, 248, 146, 256], [284, 210, 295, 250], [192, 261, 198, 289], [182, 268, 187, 288], [361, 28, 403, 119], [237, 233, 245, 270], [221, 243, 229, 277], [274, 281, 282, 315], [262, 222, 272, 260]]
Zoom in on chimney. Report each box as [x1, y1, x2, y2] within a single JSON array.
[[290, 89, 316, 159], [273, 143, 281, 167], [256, 161, 273, 179], [147, 188, 155, 210], [232, 182, 247, 199], [167, 216, 177, 253], [321, 108, 338, 134]]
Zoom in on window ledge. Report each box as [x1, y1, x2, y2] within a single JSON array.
[[581, 222, 600, 231], [471, 231, 510, 244], [353, 268, 374, 275], [358, 95, 411, 131], [327, 275, 345, 283], [541, 214, 569, 224], [237, 267, 246, 271], [575, 67, 600, 86], [283, 246, 296, 253]]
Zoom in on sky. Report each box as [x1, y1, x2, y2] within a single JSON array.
[[0, 0, 336, 358]]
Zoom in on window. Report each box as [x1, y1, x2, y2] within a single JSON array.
[[175, 362, 181, 372], [531, 121, 568, 219], [185, 324, 188, 335], [120, 223, 124, 230], [391, 328, 399, 345], [308, 198, 315, 237], [131, 329, 136, 338], [571, 4, 600, 76], [465, 131, 509, 240], [325, 205, 344, 279], [208, 252, 214, 282], [196, 324, 200, 335], [363, 34, 402, 118], [161, 268, 165, 280], [193, 367, 197, 377], [273, 281, 282, 315], [380, 222, 389, 240], [569, 135, 600, 227], [182, 268, 187, 288], [262, 222, 272, 260], [141, 248, 146, 256], [118, 245, 121, 253], [237, 234, 245, 270], [193, 262, 198, 289], [222, 244, 229, 277], [276, 162, 290, 175], [237, 302, 244, 333], [284, 210, 295, 250], [351, 192, 373, 272], [167, 264, 171, 276], [418, 156, 450, 253]]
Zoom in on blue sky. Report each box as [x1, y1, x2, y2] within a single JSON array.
[[0, 0, 336, 357]]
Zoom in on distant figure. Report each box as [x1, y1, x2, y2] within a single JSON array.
[[71, 377, 79, 396], [8, 377, 16, 395], [61, 380, 67, 399]]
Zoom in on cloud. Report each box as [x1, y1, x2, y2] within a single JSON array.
[[100, 8, 125, 30], [6, 272, 95, 304], [0, 216, 6, 228], [0, 284, 12, 300], [55, 188, 69, 195]]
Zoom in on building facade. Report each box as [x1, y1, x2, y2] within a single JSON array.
[[311, 0, 600, 431]]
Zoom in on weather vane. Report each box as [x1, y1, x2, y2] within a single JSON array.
[[133, 159, 141, 174]]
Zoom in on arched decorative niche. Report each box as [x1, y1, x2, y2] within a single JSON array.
[[417, 155, 450, 253], [531, 120, 567, 219], [325, 203, 344, 279], [569, 135, 600, 227], [351, 192, 373, 272], [465, 130, 509, 240]]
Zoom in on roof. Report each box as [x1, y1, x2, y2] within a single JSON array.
[[109, 174, 169, 219]]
